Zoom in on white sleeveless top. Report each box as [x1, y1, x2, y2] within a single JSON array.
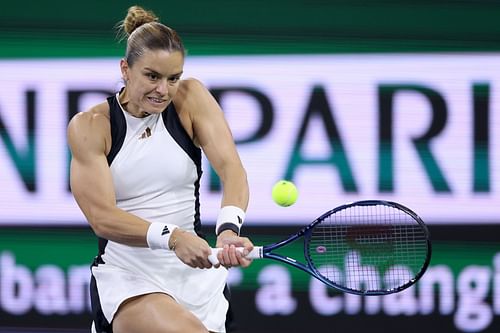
[[110, 99, 198, 230], [91, 94, 228, 331]]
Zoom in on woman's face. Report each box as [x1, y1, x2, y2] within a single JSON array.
[[120, 49, 184, 116]]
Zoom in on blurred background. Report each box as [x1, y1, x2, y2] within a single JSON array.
[[1, 0, 499, 332]]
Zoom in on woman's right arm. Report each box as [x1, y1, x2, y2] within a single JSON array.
[[68, 110, 150, 246], [67, 109, 213, 268]]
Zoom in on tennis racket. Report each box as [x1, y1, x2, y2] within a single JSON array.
[[209, 200, 431, 295]]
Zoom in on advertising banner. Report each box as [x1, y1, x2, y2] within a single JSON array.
[[1, 54, 499, 225], [0, 226, 498, 332]]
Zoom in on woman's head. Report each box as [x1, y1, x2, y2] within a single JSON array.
[[117, 6, 185, 116], [119, 5, 185, 67]]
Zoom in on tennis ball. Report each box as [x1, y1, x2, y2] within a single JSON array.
[[272, 180, 298, 207]]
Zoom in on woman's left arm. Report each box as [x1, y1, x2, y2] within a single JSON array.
[[178, 78, 253, 267]]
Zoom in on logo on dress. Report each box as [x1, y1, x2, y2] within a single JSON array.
[[139, 127, 152, 139]]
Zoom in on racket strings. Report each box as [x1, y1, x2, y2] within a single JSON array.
[[308, 203, 428, 294]]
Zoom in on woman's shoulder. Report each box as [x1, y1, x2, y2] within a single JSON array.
[[69, 101, 110, 127], [177, 78, 207, 98], [175, 78, 213, 110], [67, 100, 111, 141], [67, 100, 112, 155]]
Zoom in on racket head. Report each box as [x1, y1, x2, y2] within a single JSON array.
[[304, 200, 431, 295]]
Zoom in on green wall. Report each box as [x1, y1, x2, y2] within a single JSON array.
[[1, 0, 499, 57]]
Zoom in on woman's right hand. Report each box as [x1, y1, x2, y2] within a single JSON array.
[[170, 229, 213, 269]]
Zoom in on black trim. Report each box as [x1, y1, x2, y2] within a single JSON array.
[[217, 223, 240, 236], [93, 94, 128, 266], [88, 94, 125, 332], [161, 103, 201, 165], [162, 103, 203, 235], [96, 238, 108, 264], [90, 274, 113, 333], [106, 94, 127, 166], [224, 284, 236, 332]]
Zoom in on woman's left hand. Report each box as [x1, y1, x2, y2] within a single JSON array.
[[215, 230, 254, 268]]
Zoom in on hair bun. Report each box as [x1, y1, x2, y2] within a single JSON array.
[[122, 5, 158, 36]]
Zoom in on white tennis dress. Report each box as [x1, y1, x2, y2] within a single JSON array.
[[89, 93, 229, 332]]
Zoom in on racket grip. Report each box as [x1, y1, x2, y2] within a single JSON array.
[[208, 246, 263, 265]]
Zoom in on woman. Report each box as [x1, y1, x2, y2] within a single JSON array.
[[68, 6, 253, 333]]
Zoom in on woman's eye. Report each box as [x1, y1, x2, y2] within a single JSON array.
[[147, 73, 158, 80]]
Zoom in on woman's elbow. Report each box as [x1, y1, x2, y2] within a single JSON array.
[[87, 209, 114, 239]]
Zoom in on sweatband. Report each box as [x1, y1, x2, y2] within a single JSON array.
[[146, 223, 178, 250], [215, 205, 246, 236]]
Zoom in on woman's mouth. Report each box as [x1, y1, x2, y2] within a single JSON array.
[[147, 96, 166, 105]]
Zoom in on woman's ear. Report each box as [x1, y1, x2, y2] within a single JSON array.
[[120, 58, 129, 82]]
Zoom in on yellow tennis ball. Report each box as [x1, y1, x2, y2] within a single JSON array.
[[272, 180, 298, 207]]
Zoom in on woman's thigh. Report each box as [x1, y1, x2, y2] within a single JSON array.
[[112, 292, 208, 333]]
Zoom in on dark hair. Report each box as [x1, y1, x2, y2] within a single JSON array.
[[117, 6, 185, 67]]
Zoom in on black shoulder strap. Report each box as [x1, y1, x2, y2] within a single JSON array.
[[106, 95, 127, 166], [161, 103, 201, 168]]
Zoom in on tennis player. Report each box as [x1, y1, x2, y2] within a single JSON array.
[[68, 5, 253, 333]]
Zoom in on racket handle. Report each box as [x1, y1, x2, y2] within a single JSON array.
[[208, 246, 263, 265]]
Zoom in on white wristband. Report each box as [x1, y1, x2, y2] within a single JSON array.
[[146, 223, 178, 250], [215, 205, 246, 236]]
